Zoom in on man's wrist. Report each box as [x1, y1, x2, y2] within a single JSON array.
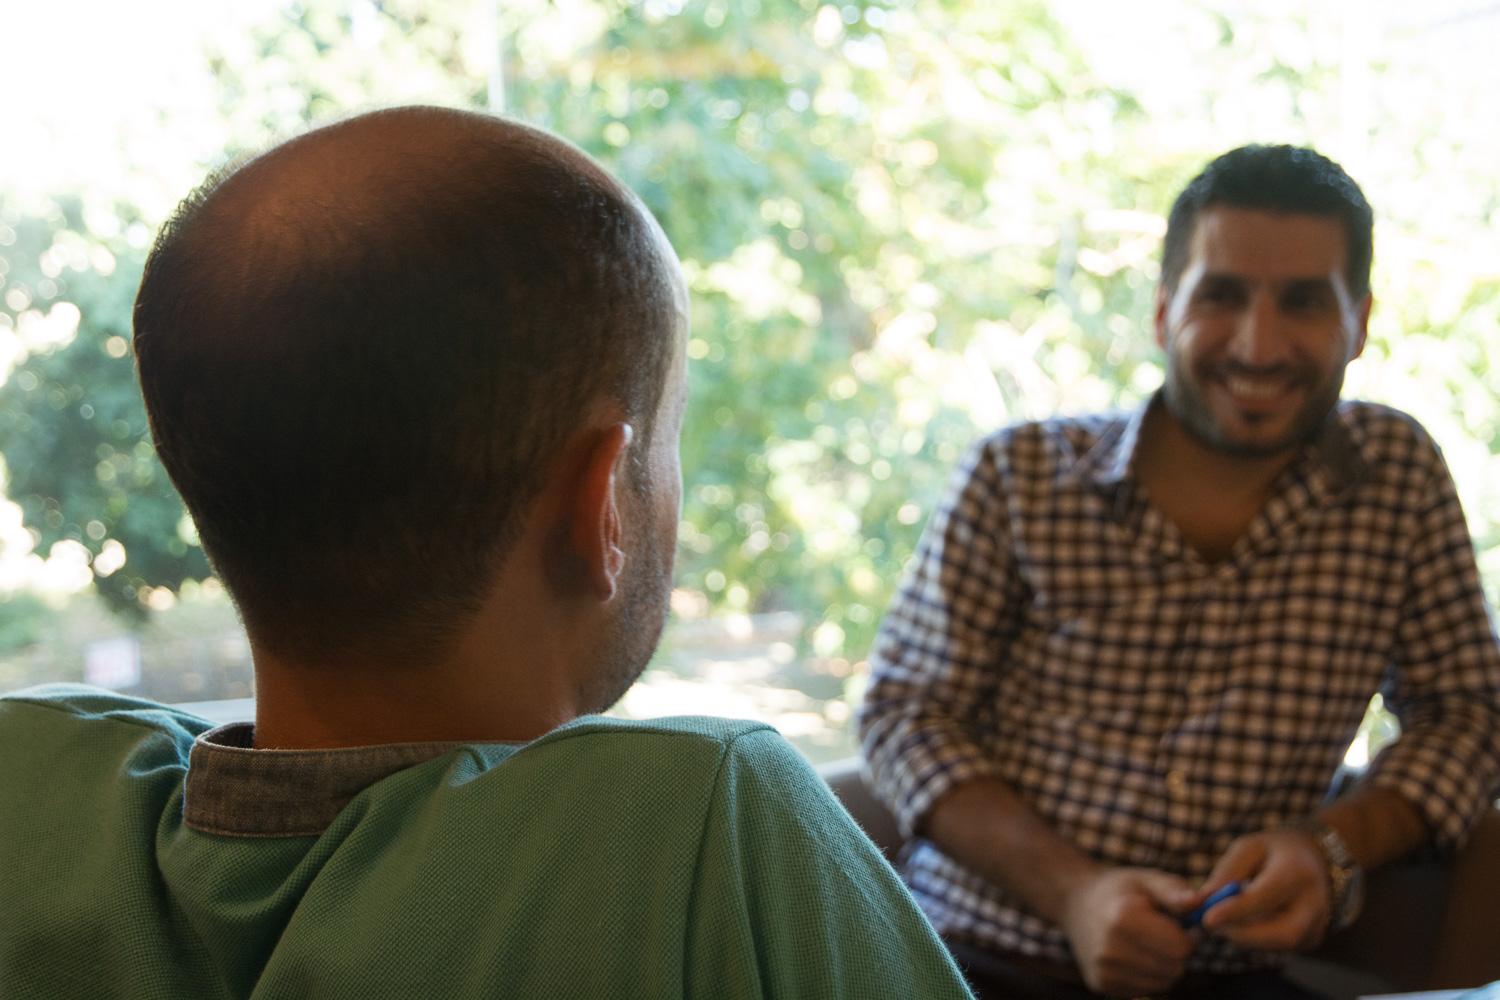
[[925, 777, 1109, 926], [1282, 817, 1365, 931], [1054, 857, 1110, 927]]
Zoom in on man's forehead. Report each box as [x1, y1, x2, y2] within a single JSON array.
[[1187, 205, 1348, 281]]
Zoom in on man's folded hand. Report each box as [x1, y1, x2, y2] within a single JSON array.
[[1059, 866, 1197, 998], [1196, 829, 1331, 952]]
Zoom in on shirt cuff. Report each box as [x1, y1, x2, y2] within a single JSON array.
[[1364, 730, 1500, 853], [872, 737, 1008, 841]]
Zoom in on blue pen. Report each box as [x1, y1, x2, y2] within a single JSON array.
[[1182, 879, 1242, 928]]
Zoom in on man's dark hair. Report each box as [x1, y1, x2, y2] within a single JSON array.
[[133, 107, 678, 663], [1162, 144, 1374, 298]]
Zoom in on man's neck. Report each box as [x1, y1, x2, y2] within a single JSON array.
[[248, 562, 602, 749], [249, 654, 583, 750], [1139, 403, 1301, 494], [1133, 403, 1302, 562]]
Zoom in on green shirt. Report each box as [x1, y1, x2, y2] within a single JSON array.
[[0, 685, 973, 999]]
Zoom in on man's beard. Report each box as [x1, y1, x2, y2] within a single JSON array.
[[579, 493, 675, 715], [1162, 358, 1344, 459]]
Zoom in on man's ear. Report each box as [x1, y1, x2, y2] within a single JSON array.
[[1350, 292, 1372, 361], [568, 423, 634, 603], [1153, 283, 1171, 351]]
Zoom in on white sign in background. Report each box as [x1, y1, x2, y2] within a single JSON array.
[[84, 635, 141, 690]]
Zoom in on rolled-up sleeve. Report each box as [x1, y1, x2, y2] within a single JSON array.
[[858, 437, 1031, 838], [1366, 458, 1500, 852]]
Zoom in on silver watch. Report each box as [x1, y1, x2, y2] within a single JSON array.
[[1285, 817, 1365, 931]]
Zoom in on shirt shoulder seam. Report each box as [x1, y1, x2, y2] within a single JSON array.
[[0, 692, 208, 736]]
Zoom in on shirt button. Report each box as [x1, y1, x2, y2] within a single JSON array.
[[1166, 770, 1187, 795]]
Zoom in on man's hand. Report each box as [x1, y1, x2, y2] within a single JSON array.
[[1195, 829, 1330, 952], [1058, 866, 1197, 998]]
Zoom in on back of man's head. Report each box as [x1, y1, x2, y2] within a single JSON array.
[[134, 106, 679, 665], [1161, 144, 1374, 298]]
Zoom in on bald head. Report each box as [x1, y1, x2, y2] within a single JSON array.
[[190, 108, 668, 299], [134, 107, 682, 662]]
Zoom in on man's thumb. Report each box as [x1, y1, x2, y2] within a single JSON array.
[[1139, 869, 1197, 912], [1195, 838, 1264, 904]]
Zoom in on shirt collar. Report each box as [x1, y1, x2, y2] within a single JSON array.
[[183, 722, 478, 838], [1071, 392, 1370, 495], [1312, 404, 1371, 493], [1072, 399, 1150, 489]]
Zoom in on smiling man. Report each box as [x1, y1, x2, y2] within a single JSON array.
[[0, 107, 974, 1000], [1158, 207, 1369, 463], [862, 145, 1500, 999]]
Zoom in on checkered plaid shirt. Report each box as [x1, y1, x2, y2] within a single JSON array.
[[860, 397, 1500, 973]]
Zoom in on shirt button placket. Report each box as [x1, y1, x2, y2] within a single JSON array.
[[1160, 579, 1212, 859]]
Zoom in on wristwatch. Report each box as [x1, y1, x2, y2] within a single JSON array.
[[1286, 817, 1365, 931]]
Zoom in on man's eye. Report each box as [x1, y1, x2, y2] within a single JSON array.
[[1198, 283, 1243, 306], [1285, 287, 1334, 312]]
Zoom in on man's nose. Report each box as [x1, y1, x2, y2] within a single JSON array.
[[1228, 290, 1293, 366]]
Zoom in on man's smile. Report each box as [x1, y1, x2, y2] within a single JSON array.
[[1203, 365, 1311, 420], [1224, 374, 1294, 401]]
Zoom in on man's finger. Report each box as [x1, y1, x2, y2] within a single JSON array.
[[1131, 876, 1197, 964], [1120, 909, 1195, 962], [1202, 888, 1288, 932], [1198, 837, 1268, 903], [1210, 893, 1327, 952], [1205, 836, 1324, 930], [1091, 957, 1181, 1000], [1134, 868, 1199, 915]]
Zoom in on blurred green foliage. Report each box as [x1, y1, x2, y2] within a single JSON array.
[[0, 591, 59, 657], [2, 0, 1499, 674], [0, 199, 209, 619], [531, 0, 1179, 659]]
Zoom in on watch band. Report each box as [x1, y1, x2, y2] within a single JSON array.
[[1284, 817, 1365, 931]]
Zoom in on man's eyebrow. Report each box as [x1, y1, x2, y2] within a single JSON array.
[[1192, 271, 1250, 288], [1196, 271, 1337, 288]]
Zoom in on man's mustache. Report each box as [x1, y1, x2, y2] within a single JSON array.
[[1199, 361, 1316, 384]]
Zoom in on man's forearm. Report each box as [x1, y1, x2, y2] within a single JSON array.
[[923, 777, 1104, 923], [924, 777, 1202, 997], [1318, 785, 1429, 870]]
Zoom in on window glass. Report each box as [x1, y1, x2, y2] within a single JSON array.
[[3, 0, 1498, 763]]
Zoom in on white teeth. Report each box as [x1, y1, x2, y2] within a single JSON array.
[[1225, 376, 1289, 400]]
